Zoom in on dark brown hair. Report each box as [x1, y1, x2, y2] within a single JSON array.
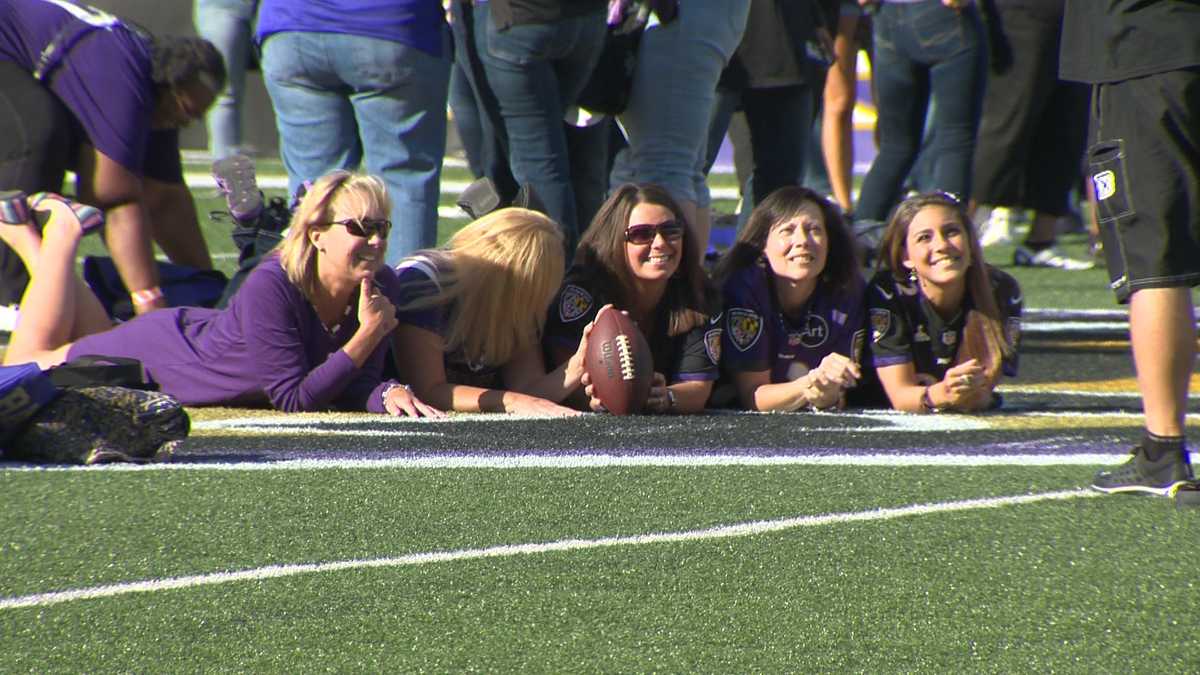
[[571, 183, 716, 336]]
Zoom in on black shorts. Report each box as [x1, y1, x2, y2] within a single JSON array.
[[1086, 67, 1200, 304], [0, 61, 79, 305]]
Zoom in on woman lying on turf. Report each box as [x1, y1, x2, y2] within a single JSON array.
[[862, 192, 1022, 413], [544, 183, 721, 414], [388, 208, 592, 415], [1, 172, 440, 416], [711, 186, 866, 412]]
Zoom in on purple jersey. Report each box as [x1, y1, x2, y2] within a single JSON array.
[[67, 256, 401, 413], [865, 266, 1023, 380], [391, 255, 504, 389], [0, 0, 178, 177], [721, 263, 867, 383], [544, 276, 721, 384]]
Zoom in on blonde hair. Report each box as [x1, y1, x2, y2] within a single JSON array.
[[276, 171, 391, 301], [878, 193, 1013, 366], [405, 208, 565, 367]]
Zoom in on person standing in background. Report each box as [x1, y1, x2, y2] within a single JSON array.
[[853, 0, 986, 228], [971, 0, 1092, 271], [610, 0, 751, 263], [194, 0, 259, 160], [1060, 0, 1199, 495], [257, 0, 450, 263]]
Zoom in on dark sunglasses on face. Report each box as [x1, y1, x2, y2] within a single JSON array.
[[332, 217, 391, 239], [624, 220, 684, 245]]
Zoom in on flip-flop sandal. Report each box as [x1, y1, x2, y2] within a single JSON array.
[[0, 190, 30, 225], [27, 192, 105, 236]]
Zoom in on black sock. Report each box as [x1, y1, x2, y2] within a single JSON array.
[[1141, 431, 1185, 462], [1023, 239, 1054, 252]]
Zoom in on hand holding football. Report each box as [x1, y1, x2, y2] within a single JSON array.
[[584, 307, 653, 415]]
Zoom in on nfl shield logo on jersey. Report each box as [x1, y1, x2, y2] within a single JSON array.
[[727, 308, 763, 352], [558, 285, 593, 323], [704, 328, 722, 365], [870, 308, 891, 342]]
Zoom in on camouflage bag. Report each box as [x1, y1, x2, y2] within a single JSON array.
[[3, 386, 189, 465]]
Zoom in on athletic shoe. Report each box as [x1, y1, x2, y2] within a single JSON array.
[[212, 154, 263, 225], [1092, 447, 1194, 496], [978, 206, 1024, 247], [1013, 244, 1095, 271], [1175, 482, 1200, 510]]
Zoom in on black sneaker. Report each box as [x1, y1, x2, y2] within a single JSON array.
[[1175, 482, 1200, 511], [212, 154, 263, 225], [1091, 447, 1195, 496]]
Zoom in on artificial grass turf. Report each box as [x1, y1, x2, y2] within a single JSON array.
[[0, 465, 1093, 598], [1, 483, 1195, 672]]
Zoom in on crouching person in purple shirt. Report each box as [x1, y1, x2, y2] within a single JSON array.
[[2, 171, 440, 416], [712, 186, 867, 412]]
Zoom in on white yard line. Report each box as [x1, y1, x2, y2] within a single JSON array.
[[1, 453, 1129, 473], [0, 489, 1095, 611]]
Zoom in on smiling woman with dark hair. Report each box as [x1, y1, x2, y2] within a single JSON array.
[[545, 183, 722, 414], [712, 185, 866, 412], [862, 191, 1023, 414]]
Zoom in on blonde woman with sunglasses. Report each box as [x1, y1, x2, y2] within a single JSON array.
[[2, 171, 438, 416], [544, 183, 722, 414]]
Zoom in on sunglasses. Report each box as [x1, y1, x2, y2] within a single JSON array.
[[625, 220, 684, 245], [332, 217, 391, 239]]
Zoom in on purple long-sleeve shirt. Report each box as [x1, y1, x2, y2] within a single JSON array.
[[68, 256, 398, 412]]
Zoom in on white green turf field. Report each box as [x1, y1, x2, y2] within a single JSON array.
[[2, 160, 1198, 671]]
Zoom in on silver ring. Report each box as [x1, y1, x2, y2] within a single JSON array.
[[962, 375, 971, 386]]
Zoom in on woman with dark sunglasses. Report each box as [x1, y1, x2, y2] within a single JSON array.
[[2, 171, 440, 417], [544, 183, 722, 414], [711, 186, 866, 412], [859, 192, 1022, 413], [388, 207, 590, 416]]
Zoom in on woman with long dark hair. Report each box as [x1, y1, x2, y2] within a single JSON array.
[[863, 192, 1022, 413], [545, 183, 721, 414], [713, 186, 865, 411]]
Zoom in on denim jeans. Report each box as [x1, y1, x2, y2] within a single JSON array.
[[261, 31, 450, 261], [450, 1, 518, 201], [479, 10, 606, 247], [611, 1, 751, 209], [854, 0, 985, 222], [194, 0, 257, 160]]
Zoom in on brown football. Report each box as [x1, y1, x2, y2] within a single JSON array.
[[585, 308, 653, 415]]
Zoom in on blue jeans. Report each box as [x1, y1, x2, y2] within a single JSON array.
[[612, 1, 751, 209], [194, 0, 257, 160], [855, 0, 985, 222], [450, 1, 518, 200], [479, 10, 606, 246], [261, 31, 450, 261]]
